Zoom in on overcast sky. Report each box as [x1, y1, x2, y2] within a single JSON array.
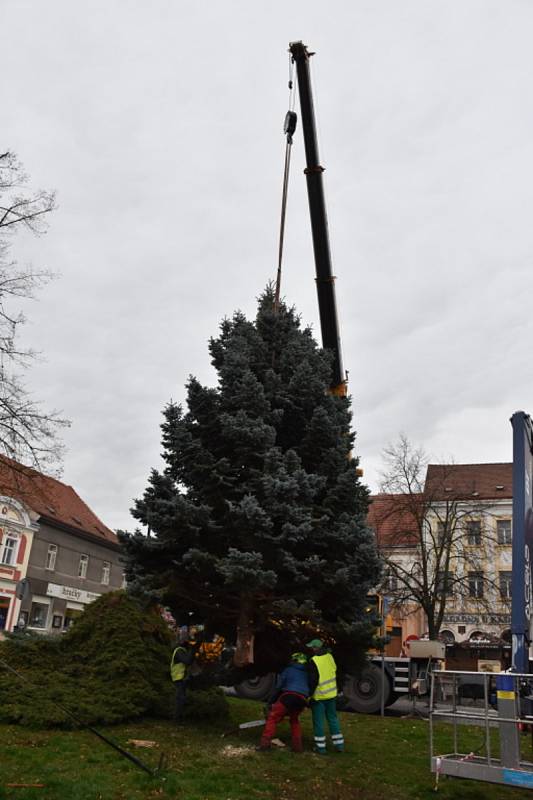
[[2, 1, 533, 530]]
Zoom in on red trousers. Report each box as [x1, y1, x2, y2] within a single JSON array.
[[261, 696, 304, 752]]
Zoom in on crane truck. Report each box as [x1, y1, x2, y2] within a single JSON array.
[[232, 41, 446, 713]]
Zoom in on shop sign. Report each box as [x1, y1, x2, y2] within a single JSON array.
[[442, 613, 511, 625], [46, 583, 100, 605]]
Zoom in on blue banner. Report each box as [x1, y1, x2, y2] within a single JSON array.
[[511, 411, 533, 673]]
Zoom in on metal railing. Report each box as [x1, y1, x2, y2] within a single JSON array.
[[430, 670, 533, 790]]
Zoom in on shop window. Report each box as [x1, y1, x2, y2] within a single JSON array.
[[29, 601, 49, 629], [63, 608, 82, 629], [440, 629, 455, 644], [78, 554, 89, 578], [17, 610, 28, 629], [101, 561, 110, 585], [45, 544, 57, 571], [0, 597, 9, 630], [0, 532, 18, 565]]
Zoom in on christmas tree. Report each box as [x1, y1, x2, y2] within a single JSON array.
[[119, 288, 381, 673]]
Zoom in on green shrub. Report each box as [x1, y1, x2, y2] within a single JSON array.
[[0, 591, 191, 728], [183, 687, 229, 722]]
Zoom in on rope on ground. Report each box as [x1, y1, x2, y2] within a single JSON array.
[[0, 655, 159, 777]]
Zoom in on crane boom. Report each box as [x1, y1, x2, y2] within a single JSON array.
[[289, 41, 346, 397]]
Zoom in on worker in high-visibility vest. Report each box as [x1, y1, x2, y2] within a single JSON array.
[[306, 638, 344, 754], [170, 638, 197, 723]]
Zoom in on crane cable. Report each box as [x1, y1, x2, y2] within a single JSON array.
[[273, 56, 297, 313]]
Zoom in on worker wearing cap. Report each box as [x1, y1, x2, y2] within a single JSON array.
[[307, 638, 344, 754], [258, 652, 310, 753], [170, 637, 198, 723]]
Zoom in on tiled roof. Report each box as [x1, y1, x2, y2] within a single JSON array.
[[425, 463, 512, 500], [369, 462, 513, 548], [0, 457, 118, 545], [368, 494, 420, 549]]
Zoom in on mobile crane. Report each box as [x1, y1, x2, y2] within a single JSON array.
[[233, 42, 446, 711], [286, 41, 347, 398]]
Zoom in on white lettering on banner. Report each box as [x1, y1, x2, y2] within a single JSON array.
[[442, 613, 511, 625], [46, 583, 100, 605]]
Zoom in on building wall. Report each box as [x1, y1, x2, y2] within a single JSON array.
[[380, 498, 513, 649], [19, 521, 123, 634], [0, 497, 37, 634], [434, 500, 512, 644]]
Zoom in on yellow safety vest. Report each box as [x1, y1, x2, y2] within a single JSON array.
[[312, 653, 337, 701], [170, 647, 186, 682]]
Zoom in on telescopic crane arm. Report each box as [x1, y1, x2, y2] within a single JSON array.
[[289, 40, 347, 397]]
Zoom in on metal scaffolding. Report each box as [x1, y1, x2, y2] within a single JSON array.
[[430, 670, 533, 789]]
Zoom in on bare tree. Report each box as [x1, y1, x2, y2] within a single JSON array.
[[373, 435, 505, 639], [0, 151, 69, 470]]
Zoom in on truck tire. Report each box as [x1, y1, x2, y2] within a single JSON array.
[[233, 673, 276, 701], [343, 665, 391, 714]]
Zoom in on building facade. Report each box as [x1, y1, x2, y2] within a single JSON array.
[[0, 459, 122, 635], [369, 463, 513, 663], [0, 496, 38, 631]]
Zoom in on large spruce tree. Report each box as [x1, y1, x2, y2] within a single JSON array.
[[119, 288, 381, 672]]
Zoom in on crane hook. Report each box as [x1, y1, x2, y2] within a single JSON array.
[[284, 110, 297, 144]]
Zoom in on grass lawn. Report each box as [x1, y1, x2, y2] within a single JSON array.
[[1, 697, 532, 800]]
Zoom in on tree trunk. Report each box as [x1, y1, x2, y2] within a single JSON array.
[[233, 595, 255, 667]]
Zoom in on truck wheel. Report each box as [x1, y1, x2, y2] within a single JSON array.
[[233, 673, 275, 701], [385, 691, 399, 707], [343, 665, 391, 714]]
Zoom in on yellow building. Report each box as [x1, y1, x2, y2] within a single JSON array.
[[369, 463, 512, 661]]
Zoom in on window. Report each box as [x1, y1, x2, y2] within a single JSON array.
[[436, 522, 446, 544], [17, 610, 28, 629], [63, 608, 82, 629], [440, 629, 455, 644], [29, 601, 49, 629], [52, 615, 63, 629], [458, 625, 466, 634], [101, 561, 110, 585], [0, 597, 9, 630], [436, 571, 454, 596], [121, 572, 127, 590], [0, 532, 18, 565], [468, 571, 484, 598], [497, 519, 512, 545], [466, 521, 481, 546], [78, 554, 89, 578], [499, 571, 512, 599], [45, 544, 57, 571]]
